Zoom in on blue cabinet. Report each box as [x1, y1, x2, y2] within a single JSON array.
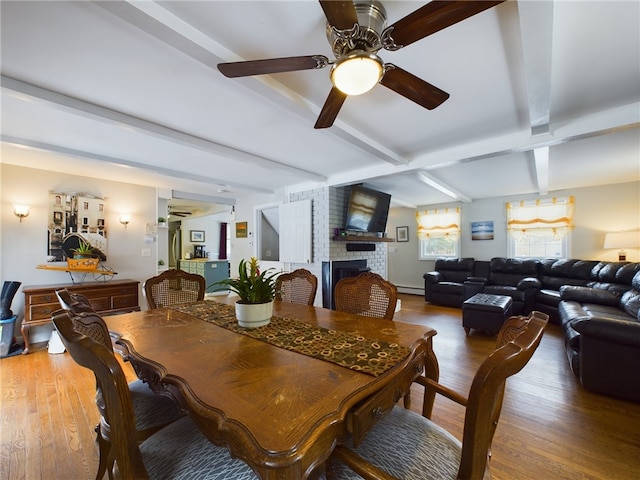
[[179, 260, 229, 293]]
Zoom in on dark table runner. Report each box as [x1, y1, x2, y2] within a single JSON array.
[[168, 301, 411, 377]]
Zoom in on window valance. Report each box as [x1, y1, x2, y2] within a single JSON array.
[[506, 196, 574, 238], [416, 208, 461, 239]]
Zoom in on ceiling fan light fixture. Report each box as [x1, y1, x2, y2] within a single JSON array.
[[330, 52, 383, 96]]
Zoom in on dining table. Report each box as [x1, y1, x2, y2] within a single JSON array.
[[103, 296, 439, 480]]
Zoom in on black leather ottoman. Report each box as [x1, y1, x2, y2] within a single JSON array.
[[462, 293, 513, 334]]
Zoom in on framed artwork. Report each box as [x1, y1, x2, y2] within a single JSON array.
[[48, 191, 108, 261], [471, 221, 494, 240], [236, 221, 248, 238], [396, 226, 409, 242], [190, 230, 205, 242]]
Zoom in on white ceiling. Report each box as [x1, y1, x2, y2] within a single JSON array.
[[1, 1, 639, 210]]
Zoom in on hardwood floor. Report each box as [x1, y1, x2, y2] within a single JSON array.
[[1, 294, 638, 479]]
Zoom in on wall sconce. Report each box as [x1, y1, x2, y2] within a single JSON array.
[[604, 231, 640, 261], [14, 204, 30, 222], [119, 214, 131, 229]]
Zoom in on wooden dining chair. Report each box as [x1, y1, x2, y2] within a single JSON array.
[[51, 309, 258, 479], [327, 311, 549, 480], [334, 272, 398, 320], [275, 268, 318, 306], [143, 268, 205, 309], [53, 294, 185, 480], [55, 289, 95, 314]]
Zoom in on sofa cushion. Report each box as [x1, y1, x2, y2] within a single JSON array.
[[430, 282, 465, 295], [573, 317, 640, 348], [433, 257, 475, 283], [488, 257, 539, 287], [560, 285, 620, 306], [588, 262, 640, 295], [616, 263, 640, 284], [538, 259, 599, 290], [580, 303, 632, 322], [620, 289, 640, 319]]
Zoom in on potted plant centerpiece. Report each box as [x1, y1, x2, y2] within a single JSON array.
[[68, 239, 99, 270], [72, 239, 95, 258], [214, 257, 279, 328]]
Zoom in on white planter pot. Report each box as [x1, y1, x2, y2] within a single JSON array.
[[235, 301, 273, 328]]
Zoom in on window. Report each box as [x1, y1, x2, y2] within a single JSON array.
[[416, 207, 461, 259], [507, 196, 574, 258]]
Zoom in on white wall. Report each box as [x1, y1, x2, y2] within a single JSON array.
[[232, 191, 287, 273], [387, 208, 421, 293], [1, 164, 159, 342], [180, 210, 233, 261], [386, 181, 640, 292]]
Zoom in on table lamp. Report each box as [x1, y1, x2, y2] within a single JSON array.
[[604, 231, 640, 261]]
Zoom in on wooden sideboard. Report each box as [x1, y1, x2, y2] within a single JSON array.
[[21, 279, 140, 354]]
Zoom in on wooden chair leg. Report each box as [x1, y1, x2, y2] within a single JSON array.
[[324, 455, 338, 480], [94, 424, 111, 480]]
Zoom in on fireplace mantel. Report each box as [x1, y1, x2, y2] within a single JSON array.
[[332, 235, 394, 242]]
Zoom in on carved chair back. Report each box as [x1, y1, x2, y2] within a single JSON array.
[[275, 269, 318, 306], [334, 272, 398, 320], [52, 310, 149, 478], [143, 269, 205, 309]]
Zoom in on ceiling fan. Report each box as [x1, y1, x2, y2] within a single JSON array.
[[218, 0, 505, 129], [168, 207, 192, 218]]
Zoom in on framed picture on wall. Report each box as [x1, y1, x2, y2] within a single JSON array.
[[396, 226, 409, 242], [236, 222, 248, 238], [49, 191, 108, 261], [471, 221, 494, 240], [190, 230, 205, 242]]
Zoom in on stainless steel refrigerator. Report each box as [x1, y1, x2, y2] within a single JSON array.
[[169, 222, 182, 269]]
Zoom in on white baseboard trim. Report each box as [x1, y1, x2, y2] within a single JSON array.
[[397, 286, 424, 296]]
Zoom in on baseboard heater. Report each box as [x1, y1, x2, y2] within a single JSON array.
[[346, 243, 376, 251]]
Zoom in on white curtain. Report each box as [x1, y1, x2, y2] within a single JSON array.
[[416, 207, 461, 239], [506, 196, 574, 239]]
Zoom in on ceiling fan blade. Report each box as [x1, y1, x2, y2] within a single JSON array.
[[380, 66, 449, 110], [319, 1, 358, 30], [384, 0, 506, 49], [314, 87, 348, 129], [218, 55, 328, 78]]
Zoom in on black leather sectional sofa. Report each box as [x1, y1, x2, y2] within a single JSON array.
[[424, 257, 640, 403]]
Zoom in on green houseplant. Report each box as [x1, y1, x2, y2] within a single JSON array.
[[72, 239, 96, 258], [214, 257, 279, 304], [213, 257, 280, 328], [68, 239, 99, 270]]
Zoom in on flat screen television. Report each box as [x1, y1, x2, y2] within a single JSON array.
[[344, 185, 391, 234]]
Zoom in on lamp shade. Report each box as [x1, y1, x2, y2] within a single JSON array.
[[603, 231, 640, 249]]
